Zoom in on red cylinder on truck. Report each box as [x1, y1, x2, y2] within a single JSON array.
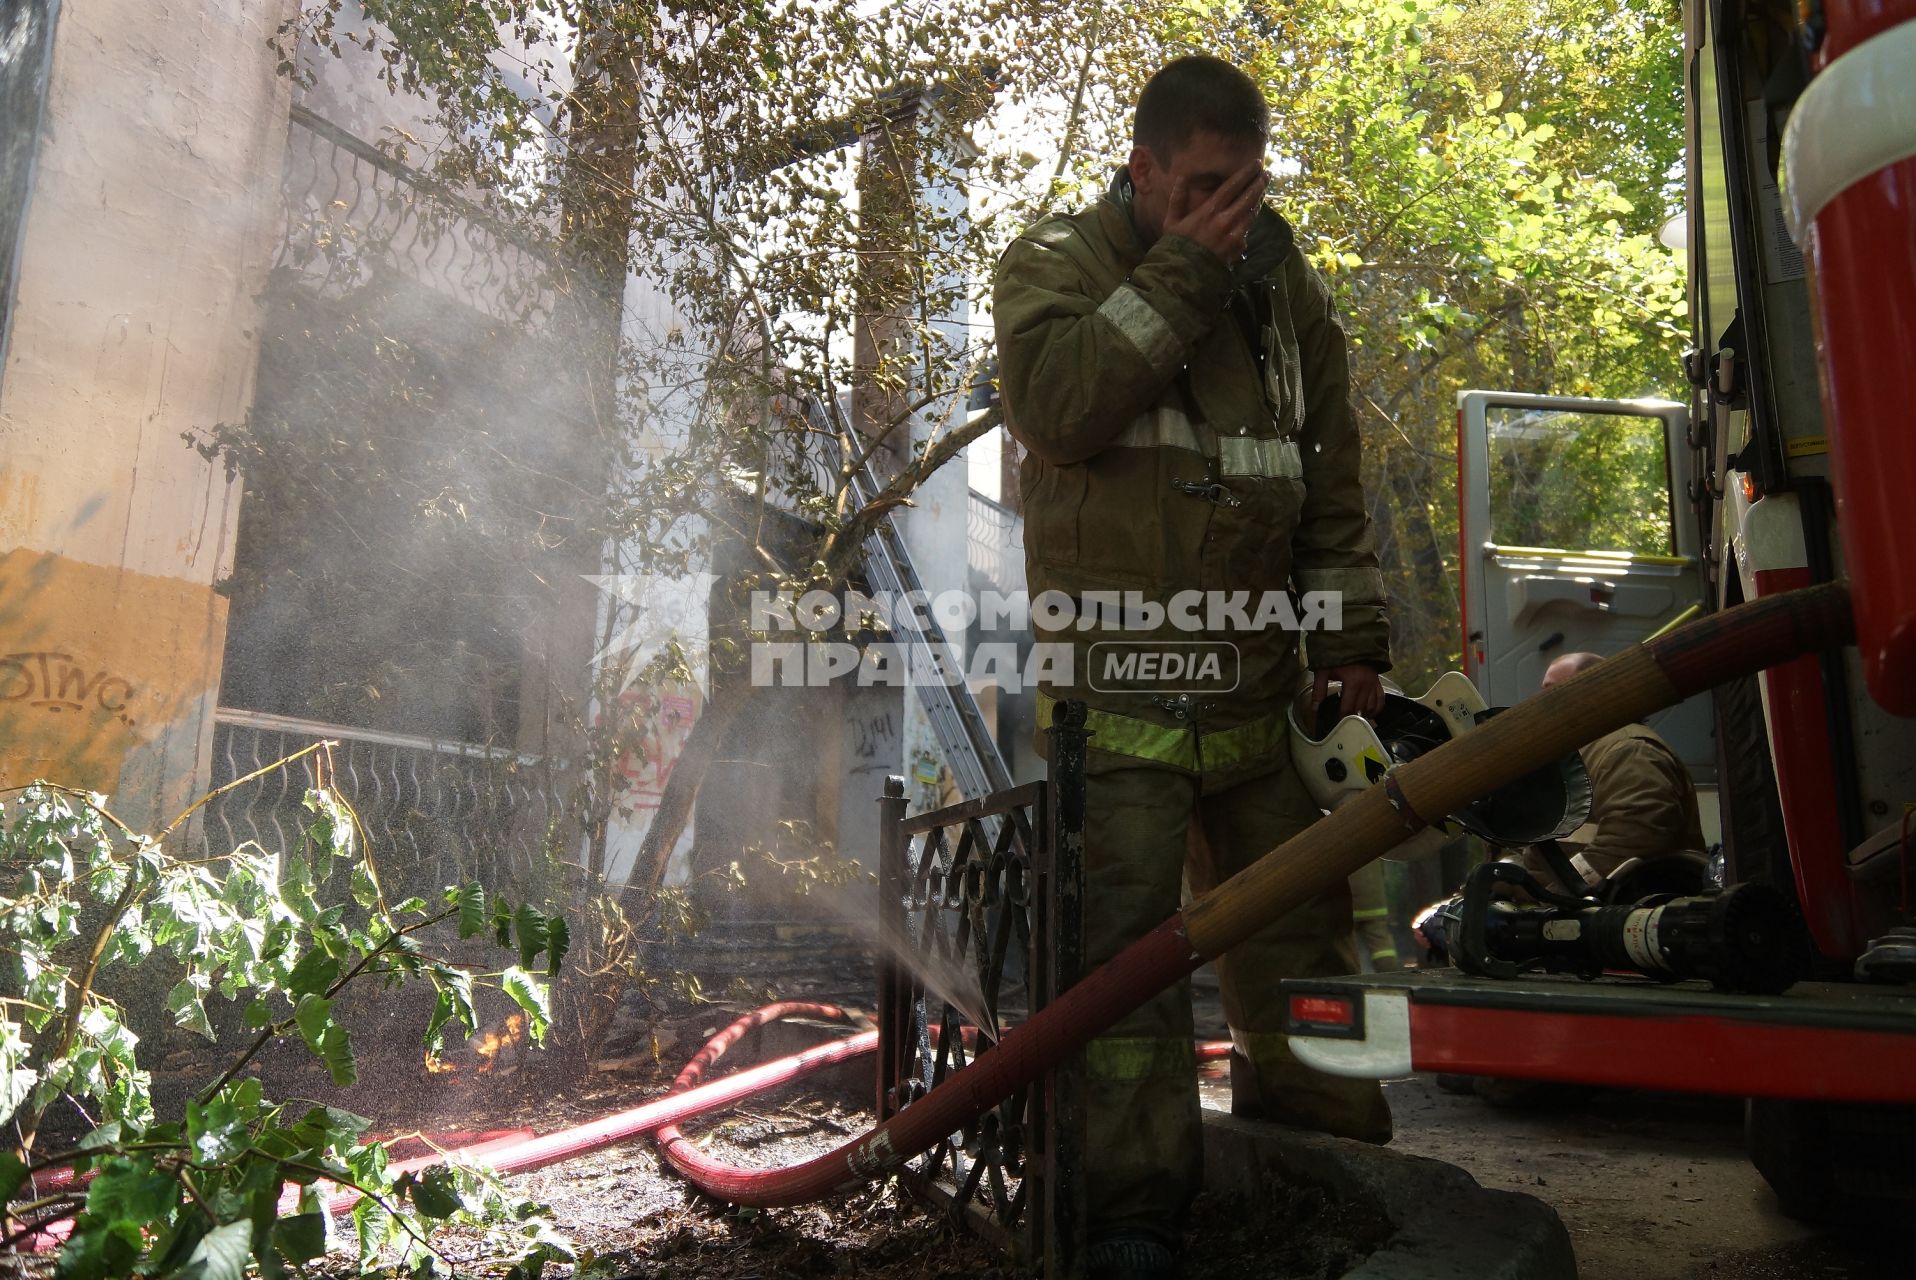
[[1783, 1, 1916, 713]]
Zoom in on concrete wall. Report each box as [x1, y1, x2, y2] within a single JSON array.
[[838, 683, 904, 870], [0, 0, 298, 826], [898, 109, 977, 815]]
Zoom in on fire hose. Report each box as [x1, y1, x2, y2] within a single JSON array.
[[310, 1007, 1229, 1226], [18, 1008, 883, 1248], [320, 1006, 1229, 1222], [650, 583, 1854, 1206], [652, 1005, 1232, 1193]]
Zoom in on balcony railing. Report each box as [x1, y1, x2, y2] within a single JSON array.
[[199, 708, 566, 898], [968, 489, 1023, 595], [275, 105, 563, 326]]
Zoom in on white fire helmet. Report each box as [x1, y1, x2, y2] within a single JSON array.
[[1286, 671, 1488, 863], [1287, 670, 1592, 859]]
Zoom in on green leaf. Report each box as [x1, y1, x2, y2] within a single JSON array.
[[407, 1166, 463, 1219], [292, 1104, 372, 1149], [167, 977, 214, 1040], [186, 1097, 247, 1164], [513, 903, 548, 970], [439, 969, 476, 1044], [423, 988, 458, 1053], [86, 1160, 178, 1228], [499, 967, 550, 1041], [55, 1221, 139, 1280], [350, 860, 379, 910], [0, 1018, 37, 1117], [545, 915, 570, 978], [74, 1120, 128, 1154], [0, 1151, 26, 1203], [303, 789, 355, 860], [318, 1022, 357, 1087], [293, 993, 333, 1053], [454, 883, 488, 939], [272, 1212, 328, 1266], [172, 1218, 254, 1280], [144, 1208, 208, 1280], [293, 994, 357, 1087], [230, 1073, 264, 1115], [286, 947, 342, 998], [492, 896, 513, 949], [353, 1192, 395, 1260]]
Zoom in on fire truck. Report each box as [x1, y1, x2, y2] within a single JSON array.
[[1281, 0, 1916, 1217]]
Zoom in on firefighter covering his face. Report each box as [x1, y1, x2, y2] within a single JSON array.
[[993, 54, 1392, 1279]]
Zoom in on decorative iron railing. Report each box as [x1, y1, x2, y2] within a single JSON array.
[[199, 708, 567, 900], [275, 104, 563, 326], [877, 703, 1089, 1275], [967, 489, 1023, 596]]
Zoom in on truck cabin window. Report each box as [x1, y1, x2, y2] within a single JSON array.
[[1486, 407, 1676, 556]]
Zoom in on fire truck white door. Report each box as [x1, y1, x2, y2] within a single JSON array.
[[1457, 391, 1716, 801]]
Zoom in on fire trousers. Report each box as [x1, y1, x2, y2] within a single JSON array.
[[1080, 756, 1392, 1243], [1350, 859, 1401, 971]]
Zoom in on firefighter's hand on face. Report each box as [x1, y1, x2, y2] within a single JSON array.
[[1312, 663, 1386, 720], [1163, 161, 1269, 263]]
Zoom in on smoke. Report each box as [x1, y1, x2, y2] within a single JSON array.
[[847, 880, 999, 1042]]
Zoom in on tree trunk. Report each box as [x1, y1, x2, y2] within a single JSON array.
[[613, 670, 755, 919]]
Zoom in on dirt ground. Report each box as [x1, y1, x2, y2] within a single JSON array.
[[90, 964, 1906, 1280], [363, 1025, 1916, 1280], [300, 983, 1910, 1280], [343, 1055, 1389, 1280]]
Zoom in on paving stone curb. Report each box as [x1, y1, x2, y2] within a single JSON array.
[[1202, 1106, 1579, 1280]]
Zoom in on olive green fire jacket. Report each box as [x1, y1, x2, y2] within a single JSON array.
[[993, 172, 1390, 773]]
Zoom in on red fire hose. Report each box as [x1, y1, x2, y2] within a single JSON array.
[[15, 1014, 882, 1250], [316, 1004, 1230, 1226], [650, 584, 1855, 1206], [17, 1005, 1221, 1250], [321, 1006, 880, 1215], [652, 1004, 1231, 1193]]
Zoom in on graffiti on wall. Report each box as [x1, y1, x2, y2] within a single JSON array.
[[0, 549, 225, 796], [849, 709, 900, 774], [0, 651, 139, 725], [612, 685, 701, 807]]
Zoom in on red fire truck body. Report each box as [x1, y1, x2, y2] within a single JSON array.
[[1282, 0, 1916, 1212]]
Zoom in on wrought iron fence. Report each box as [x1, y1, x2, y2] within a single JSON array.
[[275, 104, 563, 326], [877, 703, 1089, 1275], [198, 708, 567, 900]]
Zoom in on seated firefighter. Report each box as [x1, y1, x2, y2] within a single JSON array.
[[993, 55, 1392, 1280], [1523, 651, 1707, 893]]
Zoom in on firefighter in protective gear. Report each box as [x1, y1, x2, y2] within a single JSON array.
[[1350, 862, 1401, 970], [993, 56, 1391, 1272], [1523, 652, 1707, 889]]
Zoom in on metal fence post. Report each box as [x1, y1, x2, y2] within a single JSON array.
[[1042, 699, 1089, 1280], [876, 774, 910, 1121]]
